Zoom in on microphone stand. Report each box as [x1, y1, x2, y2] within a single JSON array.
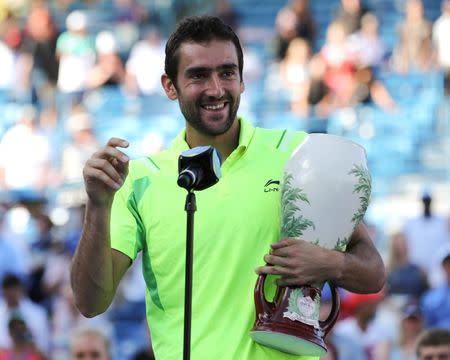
[[183, 190, 196, 360]]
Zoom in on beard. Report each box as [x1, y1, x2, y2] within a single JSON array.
[[178, 93, 241, 137]]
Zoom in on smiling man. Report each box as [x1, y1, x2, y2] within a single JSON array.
[[70, 16, 385, 360]]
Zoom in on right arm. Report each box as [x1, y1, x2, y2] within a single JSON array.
[[70, 137, 131, 317]]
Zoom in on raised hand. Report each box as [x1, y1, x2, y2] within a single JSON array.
[[83, 137, 130, 206]]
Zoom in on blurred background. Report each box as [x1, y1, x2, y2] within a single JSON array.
[[0, 0, 448, 359]]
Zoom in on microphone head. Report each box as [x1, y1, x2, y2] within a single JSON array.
[[177, 146, 221, 191], [177, 170, 196, 190]]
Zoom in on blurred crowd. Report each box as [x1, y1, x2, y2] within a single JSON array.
[[0, 0, 448, 359], [269, 0, 449, 118]]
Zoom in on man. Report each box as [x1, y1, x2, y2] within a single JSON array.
[[421, 249, 450, 330], [0, 274, 50, 354], [0, 315, 45, 360], [71, 16, 385, 359], [69, 327, 110, 360], [402, 191, 450, 284], [416, 328, 450, 360]]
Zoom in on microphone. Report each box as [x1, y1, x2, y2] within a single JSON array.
[[177, 146, 222, 191]]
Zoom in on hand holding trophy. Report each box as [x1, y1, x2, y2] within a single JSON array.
[[250, 133, 372, 356]]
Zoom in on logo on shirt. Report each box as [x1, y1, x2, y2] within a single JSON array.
[[264, 179, 280, 192]]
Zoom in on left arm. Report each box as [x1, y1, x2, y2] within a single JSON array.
[[256, 222, 386, 293]]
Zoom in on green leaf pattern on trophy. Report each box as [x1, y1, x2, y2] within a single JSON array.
[[349, 164, 372, 224], [281, 173, 316, 238], [286, 288, 320, 321], [334, 237, 349, 251], [287, 288, 301, 314]]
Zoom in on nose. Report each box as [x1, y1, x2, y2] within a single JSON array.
[[205, 73, 225, 98]]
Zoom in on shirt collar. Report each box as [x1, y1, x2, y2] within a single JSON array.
[[170, 117, 255, 152]]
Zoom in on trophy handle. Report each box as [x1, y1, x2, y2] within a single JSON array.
[[254, 273, 276, 319], [319, 283, 340, 335]]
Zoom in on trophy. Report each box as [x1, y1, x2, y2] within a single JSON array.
[[250, 133, 371, 356]]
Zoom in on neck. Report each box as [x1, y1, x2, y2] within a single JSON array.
[[185, 119, 240, 162]]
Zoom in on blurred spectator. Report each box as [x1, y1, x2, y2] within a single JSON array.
[[0, 34, 17, 92], [69, 327, 110, 360], [20, 0, 59, 105], [401, 192, 450, 282], [0, 211, 24, 286], [376, 301, 424, 360], [320, 21, 356, 107], [307, 55, 334, 118], [28, 213, 54, 307], [0, 205, 37, 277], [0, 315, 46, 360], [415, 328, 450, 360], [0, 274, 49, 354], [385, 232, 428, 298], [352, 66, 397, 111], [113, 0, 149, 25], [391, 0, 435, 73], [124, 27, 165, 96], [56, 10, 95, 100], [279, 37, 312, 117], [87, 31, 125, 89], [334, 0, 369, 36], [334, 291, 389, 360], [0, 14, 30, 100], [215, 0, 240, 31], [274, 0, 316, 60], [432, 0, 450, 95], [0, 106, 51, 197], [420, 249, 450, 330], [347, 12, 386, 68]]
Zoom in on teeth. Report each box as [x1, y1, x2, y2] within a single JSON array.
[[204, 103, 225, 110]]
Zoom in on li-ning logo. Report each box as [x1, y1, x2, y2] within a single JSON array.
[[264, 179, 280, 192]]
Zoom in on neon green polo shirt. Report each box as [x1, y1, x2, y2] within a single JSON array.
[[110, 118, 316, 359]]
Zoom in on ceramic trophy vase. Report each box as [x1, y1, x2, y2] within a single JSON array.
[[250, 133, 371, 356]]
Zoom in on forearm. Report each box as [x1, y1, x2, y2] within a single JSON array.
[[327, 227, 386, 293], [70, 200, 115, 317]]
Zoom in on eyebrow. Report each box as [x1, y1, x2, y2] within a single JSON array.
[[185, 63, 238, 76]]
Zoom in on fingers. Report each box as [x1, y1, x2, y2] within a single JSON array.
[[270, 238, 291, 250], [107, 137, 129, 149], [255, 265, 292, 276], [95, 144, 129, 164], [264, 253, 291, 267], [84, 158, 125, 189], [84, 138, 130, 191], [270, 246, 292, 257], [271, 238, 298, 250]]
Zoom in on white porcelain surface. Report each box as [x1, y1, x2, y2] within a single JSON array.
[[281, 134, 371, 251]]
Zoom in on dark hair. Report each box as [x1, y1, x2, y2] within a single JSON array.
[[2, 274, 22, 289], [164, 15, 244, 85], [416, 328, 450, 357]]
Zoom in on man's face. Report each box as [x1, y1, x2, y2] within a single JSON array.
[[419, 345, 450, 360], [166, 40, 244, 137], [3, 286, 22, 307], [71, 335, 109, 360]]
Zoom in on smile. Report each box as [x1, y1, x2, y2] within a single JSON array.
[[201, 103, 227, 110]]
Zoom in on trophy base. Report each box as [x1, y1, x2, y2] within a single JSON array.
[[250, 330, 327, 356]]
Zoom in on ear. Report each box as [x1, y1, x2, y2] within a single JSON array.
[[161, 74, 178, 100], [240, 81, 245, 94]]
